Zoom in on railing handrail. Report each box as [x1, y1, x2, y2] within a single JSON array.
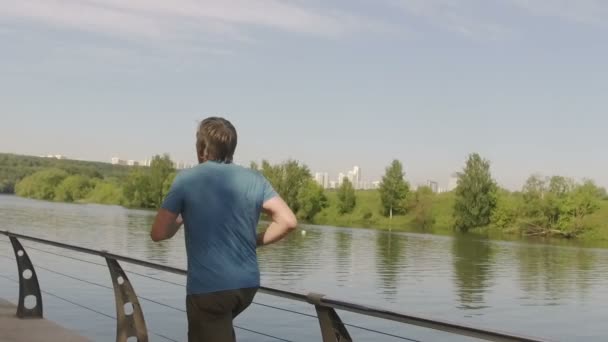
[[0, 230, 548, 342]]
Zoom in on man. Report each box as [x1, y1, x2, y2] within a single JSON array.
[[150, 117, 297, 341]]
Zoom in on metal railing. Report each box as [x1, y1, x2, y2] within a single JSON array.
[[0, 230, 547, 342]]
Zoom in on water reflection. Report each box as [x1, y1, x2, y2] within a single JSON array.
[[375, 232, 406, 301], [515, 244, 597, 303], [257, 225, 322, 289], [451, 235, 494, 310], [334, 229, 353, 286]]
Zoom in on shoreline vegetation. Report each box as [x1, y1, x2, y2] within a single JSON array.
[[2, 153, 607, 244]]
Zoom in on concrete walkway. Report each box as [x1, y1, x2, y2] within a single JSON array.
[[0, 298, 90, 342]]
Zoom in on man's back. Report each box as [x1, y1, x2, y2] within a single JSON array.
[[151, 117, 297, 341], [162, 161, 276, 294]]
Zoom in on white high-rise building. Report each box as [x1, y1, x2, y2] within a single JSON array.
[[111, 157, 127, 165], [352, 166, 361, 189], [337, 172, 346, 186], [314, 172, 329, 189], [347, 171, 355, 184], [336, 166, 363, 189], [427, 180, 439, 193]]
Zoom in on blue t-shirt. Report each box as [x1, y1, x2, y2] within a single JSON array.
[[161, 161, 277, 295]]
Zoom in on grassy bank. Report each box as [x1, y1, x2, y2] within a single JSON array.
[[314, 190, 456, 235], [313, 190, 608, 243], [576, 199, 608, 242]]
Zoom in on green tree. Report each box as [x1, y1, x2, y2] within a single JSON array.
[[149, 154, 175, 208], [260, 160, 282, 187], [519, 175, 601, 237], [565, 181, 601, 234], [122, 169, 154, 208], [453, 153, 497, 232], [84, 181, 124, 205], [162, 172, 177, 200], [379, 160, 410, 218], [337, 178, 357, 214], [1, 153, 133, 195], [54, 175, 93, 202], [522, 174, 546, 219], [410, 186, 436, 231], [260, 159, 311, 213], [0, 180, 15, 194], [491, 190, 520, 230], [296, 179, 328, 222], [544, 176, 574, 229], [15, 168, 69, 200]]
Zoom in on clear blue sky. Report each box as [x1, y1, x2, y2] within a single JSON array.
[[1, 1, 607, 190]]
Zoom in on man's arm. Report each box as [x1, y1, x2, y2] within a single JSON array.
[[257, 196, 297, 247], [150, 209, 183, 242]]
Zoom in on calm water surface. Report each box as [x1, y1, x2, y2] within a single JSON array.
[[0, 195, 607, 341]]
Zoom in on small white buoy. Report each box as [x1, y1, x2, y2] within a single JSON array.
[[301, 230, 307, 236]]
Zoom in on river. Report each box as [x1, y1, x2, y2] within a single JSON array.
[[0, 195, 607, 341]]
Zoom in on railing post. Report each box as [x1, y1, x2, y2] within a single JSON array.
[[9, 236, 43, 319], [104, 256, 148, 342], [307, 292, 352, 342]]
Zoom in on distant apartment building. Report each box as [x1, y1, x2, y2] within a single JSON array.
[[337, 172, 346, 186], [314, 172, 329, 189], [371, 181, 381, 189], [111, 157, 127, 166], [45, 154, 67, 160], [329, 181, 337, 189], [336, 166, 362, 189], [127, 160, 139, 166], [352, 166, 361, 189], [427, 180, 439, 193], [174, 161, 195, 170]]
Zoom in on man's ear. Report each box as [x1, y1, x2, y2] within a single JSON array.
[[196, 144, 206, 163], [198, 150, 208, 163]]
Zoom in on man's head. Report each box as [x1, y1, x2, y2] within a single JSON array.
[[196, 117, 237, 163]]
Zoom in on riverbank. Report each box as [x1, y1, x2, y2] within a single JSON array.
[[4, 188, 608, 247], [313, 190, 608, 246], [3, 153, 608, 244]]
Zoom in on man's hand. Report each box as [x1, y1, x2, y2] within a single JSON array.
[[150, 209, 183, 242], [257, 197, 297, 247]]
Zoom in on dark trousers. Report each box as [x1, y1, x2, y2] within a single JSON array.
[[186, 288, 258, 342]]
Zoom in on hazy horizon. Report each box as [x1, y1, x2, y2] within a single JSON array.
[[2, 1, 607, 190]]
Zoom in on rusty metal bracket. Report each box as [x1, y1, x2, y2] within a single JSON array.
[[105, 257, 148, 342], [307, 292, 352, 342], [9, 236, 43, 319]]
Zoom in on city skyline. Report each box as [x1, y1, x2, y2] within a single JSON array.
[[2, 1, 607, 190]]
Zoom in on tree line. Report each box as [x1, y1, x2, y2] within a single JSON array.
[[12, 155, 176, 208], [0, 153, 131, 194], [4, 152, 607, 239]]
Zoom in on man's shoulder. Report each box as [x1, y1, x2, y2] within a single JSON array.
[[185, 162, 262, 181], [175, 166, 198, 180], [228, 164, 265, 182]]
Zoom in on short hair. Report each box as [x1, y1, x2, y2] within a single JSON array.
[[196, 117, 237, 163]]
